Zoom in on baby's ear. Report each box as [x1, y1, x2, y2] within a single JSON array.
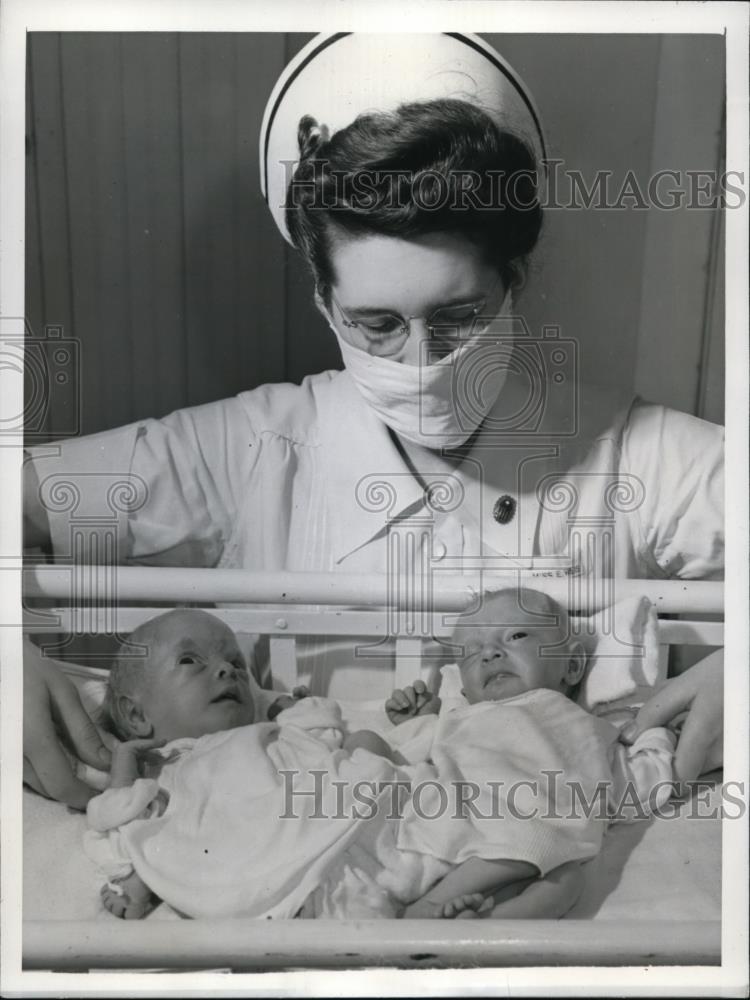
[[564, 641, 587, 687], [117, 695, 153, 738]]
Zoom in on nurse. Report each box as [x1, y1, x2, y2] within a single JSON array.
[[24, 34, 723, 819]]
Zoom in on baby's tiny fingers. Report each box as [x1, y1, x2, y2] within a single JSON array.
[[125, 738, 166, 752], [413, 680, 427, 696], [390, 690, 411, 711], [619, 722, 637, 745]]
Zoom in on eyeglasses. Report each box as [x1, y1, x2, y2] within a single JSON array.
[[326, 272, 506, 358]]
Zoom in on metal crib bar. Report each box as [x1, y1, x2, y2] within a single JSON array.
[[28, 608, 725, 646], [23, 566, 724, 614], [23, 917, 720, 970], [269, 635, 299, 691], [394, 637, 424, 689]]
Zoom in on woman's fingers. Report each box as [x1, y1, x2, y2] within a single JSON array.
[[624, 653, 723, 783], [673, 681, 723, 783], [628, 672, 698, 738], [23, 757, 45, 796], [24, 640, 108, 807], [23, 723, 95, 810], [49, 677, 112, 770]]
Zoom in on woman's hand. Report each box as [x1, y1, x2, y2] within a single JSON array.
[[385, 680, 440, 726], [620, 650, 723, 784], [23, 636, 112, 810]]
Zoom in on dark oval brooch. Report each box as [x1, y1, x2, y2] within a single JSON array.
[[493, 494, 516, 525]]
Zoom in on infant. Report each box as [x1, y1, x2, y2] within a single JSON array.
[[90, 608, 400, 918], [87, 594, 674, 922], [383, 587, 676, 918]]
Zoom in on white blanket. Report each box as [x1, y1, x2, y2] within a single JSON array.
[[86, 697, 447, 919], [397, 690, 675, 876]]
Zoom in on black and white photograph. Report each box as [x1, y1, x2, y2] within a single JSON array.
[[1, 1, 748, 995]]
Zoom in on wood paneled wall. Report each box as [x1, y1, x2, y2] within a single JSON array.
[[25, 32, 724, 442]]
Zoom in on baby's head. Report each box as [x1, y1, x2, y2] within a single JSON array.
[[453, 587, 586, 705], [103, 609, 255, 742]]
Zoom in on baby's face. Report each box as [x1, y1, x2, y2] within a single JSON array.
[[456, 593, 575, 704], [142, 612, 255, 741]]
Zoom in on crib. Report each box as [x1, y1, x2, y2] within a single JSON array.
[[22, 567, 724, 972]]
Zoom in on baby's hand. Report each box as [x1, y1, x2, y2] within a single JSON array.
[[267, 686, 311, 721], [109, 737, 167, 788], [113, 737, 167, 758], [385, 680, 440, 726]]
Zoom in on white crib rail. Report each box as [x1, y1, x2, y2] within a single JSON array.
[[27, 606, 726, 646], [23, 565, 724, 613], [23, 918, 720, 971]]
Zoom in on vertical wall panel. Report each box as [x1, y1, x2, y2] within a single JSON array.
[[179, 33, 287, 409], [698, 196, 725, 426], [635, 35, 725, 416], [60, 34, 134, 433], [24, 39, 48, 437], [120, 33, 186, 421], [231, 34, 289, 392], [485, 34, 661, 395], [26, 35, 77, 439]]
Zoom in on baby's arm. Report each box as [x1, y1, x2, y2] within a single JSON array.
[[385, 680, 441, 726], [342, 728, 407, 765], [94, 738, 166, 919], [402, 856, 537, 919], [611, 726, 677, 818]]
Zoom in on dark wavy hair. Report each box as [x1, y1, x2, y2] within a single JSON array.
[[285, 98, 543, 303]]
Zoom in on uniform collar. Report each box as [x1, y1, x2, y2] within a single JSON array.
[[317, 371, 427, 564], [316, 368, 628, 566]]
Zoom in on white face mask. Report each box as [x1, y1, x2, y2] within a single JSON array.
[[329, 291, 513, 450]]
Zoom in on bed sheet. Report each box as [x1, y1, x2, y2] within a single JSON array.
[[23, 772, 721, 926]]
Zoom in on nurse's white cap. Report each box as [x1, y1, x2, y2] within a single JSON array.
[[260, 32, 547, 245]]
